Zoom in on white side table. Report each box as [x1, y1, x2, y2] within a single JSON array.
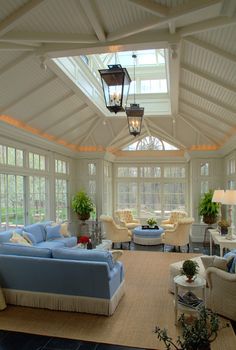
[[174, 274, 206, 325]]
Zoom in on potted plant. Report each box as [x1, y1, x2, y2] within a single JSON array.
[[180, 260, 199, 282], [147, 218, 157, 228], [199, 190, 219, 224], [72, 190, 94, 221], [218, 219, 230, 235], [155, 306, 219, 350]]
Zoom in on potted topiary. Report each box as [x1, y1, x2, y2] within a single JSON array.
[[72, 190, 94, 221], [181, 259, 199, 283], [147, 218, 157, 228], [155, 306, 219, 350], [199, 190, 219, 224]]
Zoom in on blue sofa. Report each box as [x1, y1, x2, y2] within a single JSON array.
[[0, 223, 125, 316]]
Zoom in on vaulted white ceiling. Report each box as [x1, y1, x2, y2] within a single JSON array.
[[0, 0, 236, 156]]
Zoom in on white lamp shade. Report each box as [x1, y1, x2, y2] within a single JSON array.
[[221, 190, 236, 205], [212, 190, 225, 203]]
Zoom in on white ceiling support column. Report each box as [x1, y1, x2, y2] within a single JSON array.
[[0, 76, 57, 113], [127, 0, 168, 17], [168, 21, 176, 34], [25, 92, 74, 124], [78, 118, 101, 145], [61, 115, 96, 143], [80, 0, 106, 42], [181, 63, 236, 94], [169, 42, 180, 116], [180, 98, 235, 128], [180, 83, 236, 114], [107, 0, 222, 41], [43, 104, 87, 134], [179, 114, 219, 145], [0, 0, 45, 37], [0, 52, 32, 76], [184, 36, 236, 64]]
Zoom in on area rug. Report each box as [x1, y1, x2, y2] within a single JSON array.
[[0, 251, 235, 350]]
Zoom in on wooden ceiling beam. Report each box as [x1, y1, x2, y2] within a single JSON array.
[[0, 52, 32, 76], [66, 115, 96, 143], [80, 0, 106, 42], [127, 0, 168, 17], [77, 118, 101, 145]]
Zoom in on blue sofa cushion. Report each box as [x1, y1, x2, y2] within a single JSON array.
[[36, 241, 65, 249], [24, 223, 46, 243], [0, 243, 52, 258], [45, 225, 63, 240], [0, 229, 23, 243], [52, 248, 114, 270], [53, 236, 77, 247]]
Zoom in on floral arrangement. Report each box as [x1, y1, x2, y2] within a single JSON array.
[[218, 219, 230, 228], [78, 236, 90, 244], [147, 218, 157, 227]]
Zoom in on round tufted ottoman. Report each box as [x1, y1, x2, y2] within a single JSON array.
[[133, 226, 164, 246]]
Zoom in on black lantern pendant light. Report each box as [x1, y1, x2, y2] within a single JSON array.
[[99, 61, 131, 114], [125, 54, 144, 137]]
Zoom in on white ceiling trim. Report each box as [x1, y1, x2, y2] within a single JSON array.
[[80, 0, 106, 42], [127, 0, 168, 17], [0, 52, 32, 76], [78, 118, 101, 146]]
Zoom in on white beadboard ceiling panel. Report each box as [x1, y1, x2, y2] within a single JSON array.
[[0, 0, 236, 153]]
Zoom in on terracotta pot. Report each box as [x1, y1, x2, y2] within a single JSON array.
[[203, 215, 216, 225], [77, 213, 90, 221], [186, 275, 194, 283]]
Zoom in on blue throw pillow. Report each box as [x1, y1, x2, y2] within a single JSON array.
[[22, 231, 37, 245], [46, 225, 63, 240], [224, 251, 236, 273]]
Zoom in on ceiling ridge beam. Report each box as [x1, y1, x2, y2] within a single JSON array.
[[180, 83, 236, 114], [0, 0, 45, 37], [42, 104, 87, 134], [58, 114, 95, 141], [0, 31, 98, 44], [178, 14, 236, 37], [107, 120, 115, 139], [107, 0, 222, 41], [127, 0, 168, 17], [181, 63, 236, 93], [25, 92, 74, 124], [179, 113, 219, 145], [0, 76, 57, 114], [0, 52, 32, 76], [80, 0, 106, 42], [180, 98, 234, 127], [184, 36, 236, 64]]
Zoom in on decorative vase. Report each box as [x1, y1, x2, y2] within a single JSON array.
[[220, 227, 228, 235]]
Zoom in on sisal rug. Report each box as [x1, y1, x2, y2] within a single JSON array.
[[0, 251, 235, 349]]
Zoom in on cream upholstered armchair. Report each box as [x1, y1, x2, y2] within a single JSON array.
[[161, 210, 188, 230], [115, 210, 140, 229], [162, 217, 194, 252], [100, 215, 132, 249], [206, 266, 236, 321]]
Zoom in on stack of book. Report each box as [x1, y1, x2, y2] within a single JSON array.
[[178, 291, 203, 310]]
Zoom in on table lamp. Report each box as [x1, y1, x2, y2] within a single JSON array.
[[221, 189, 236, 240], [212, 189, 225, 222]]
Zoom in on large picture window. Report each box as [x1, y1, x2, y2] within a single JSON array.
[[115, 164, 187, 219]]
